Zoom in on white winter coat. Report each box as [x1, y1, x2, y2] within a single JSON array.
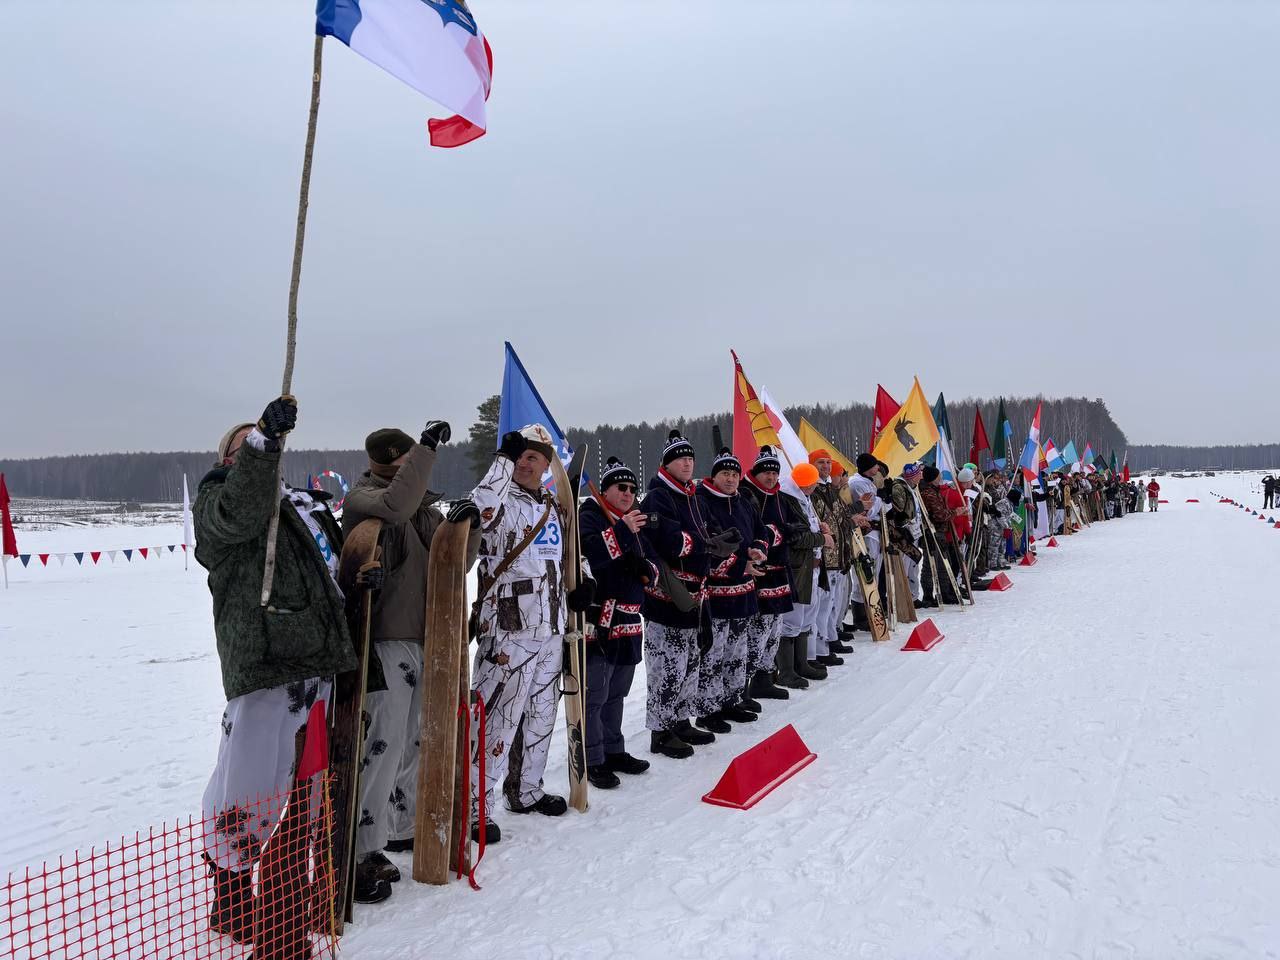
[[471, 457, 567, 639]]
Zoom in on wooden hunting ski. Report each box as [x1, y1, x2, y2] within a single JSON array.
[[331, 517, 382, 928]]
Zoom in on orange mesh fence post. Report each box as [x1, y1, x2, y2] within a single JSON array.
[[1, 775, 339, 960]]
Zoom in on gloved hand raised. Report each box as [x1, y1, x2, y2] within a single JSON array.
[[498, 431, 527, 462], [420, 420, 452, 450], [258, 395, 298, 445], [446, 497, 481, 528]]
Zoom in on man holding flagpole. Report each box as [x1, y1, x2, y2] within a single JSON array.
[[469, 425, 595, 839]]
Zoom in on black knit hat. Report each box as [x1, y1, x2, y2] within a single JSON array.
[[601, 457, 638, 491], [922, 465, 940, 483], [856, 452, 878, 474], [366, 427, 415, 466], [752, 445, 782, 476], [662, 429, 696, 466], [711, 447, 741, 476]]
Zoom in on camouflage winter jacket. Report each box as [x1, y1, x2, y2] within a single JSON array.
[[810, 480, 852, 571], [195, 440, 356, 702]]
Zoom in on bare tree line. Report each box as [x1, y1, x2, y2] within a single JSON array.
[[2, 395, 1272, 502]]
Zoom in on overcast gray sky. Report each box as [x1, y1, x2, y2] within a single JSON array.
[[2, 0, 1276, 458]]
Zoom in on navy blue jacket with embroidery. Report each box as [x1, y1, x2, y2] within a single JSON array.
[[741, 475, 797, 616], [639, 468, 712, 629], [579, 496, 658, 664], [695, 479, 770, 621]]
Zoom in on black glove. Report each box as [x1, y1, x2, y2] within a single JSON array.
[[706, 528, 741, 559], [420, 420, 451, 450], [622, 552, 651, 583], [567, 577, 596, 612], [878, 484, 894, 504], [446, 497, 481, 528], [258, 395, 298, 444], [498, 430, 527, 462], [355, 562, 384, 592]]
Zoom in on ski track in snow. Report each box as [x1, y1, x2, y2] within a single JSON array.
[[2, 475, 1280, 958]]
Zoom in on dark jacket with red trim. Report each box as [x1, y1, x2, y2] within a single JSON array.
[[579, 496, 657, 664], [639, 468, 712, 629], [694, 479, 769, 621], [741, 475, 796, 616]]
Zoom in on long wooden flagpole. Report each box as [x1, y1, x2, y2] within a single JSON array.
[[262, 35, 325, 606]]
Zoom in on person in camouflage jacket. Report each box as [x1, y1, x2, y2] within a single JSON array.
[[196, 396, 369, 930]]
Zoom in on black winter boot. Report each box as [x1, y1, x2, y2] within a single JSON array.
[[353, 859, 393, 904], [649, 730, 695, 759], [696, 713, 733, 734], [817, 651, 844, 667], [587, 765, 621, 789], [721, 704, 757, 723], [829, 638, 854, 654], [749, 669, 789, 700], [604, 752, 651, 775], [675, 719, 716, 745], [775, 637, 808, 689], [795, 632, 826, 680], [364, 850, 401, 883], [470, 820, 501, 844]]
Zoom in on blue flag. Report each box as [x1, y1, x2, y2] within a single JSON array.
[[499, 342, 583, 489]]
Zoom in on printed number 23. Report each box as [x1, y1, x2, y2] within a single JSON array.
[[534, 520, 561, 547]]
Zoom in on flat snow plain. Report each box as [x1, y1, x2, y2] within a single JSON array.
[[2, 471, 1277, 959]]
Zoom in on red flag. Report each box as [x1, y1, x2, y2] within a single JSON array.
[[0, 474, 17, 559], [296, 700, 331, 779], [428, 37, 494, 148], [870, 385, 900, 449], [969, 408, 991, 466], [730, 350, 782, 468]]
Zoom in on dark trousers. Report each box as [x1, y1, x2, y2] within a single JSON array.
[[586, 648, 635, 766]]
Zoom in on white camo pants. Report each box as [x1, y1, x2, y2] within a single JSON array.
[[356, 641, 422, 857], [471, 629, 562, 814], [202, 677, 330, 872]]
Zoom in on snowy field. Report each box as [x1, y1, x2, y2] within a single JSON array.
[[2, 471, 1279, 958]]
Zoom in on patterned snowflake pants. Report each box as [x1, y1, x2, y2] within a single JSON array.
[[356, 641, 422, 857], [987, 524, 1006, 568], [202, 677, 330, 872], [745, 614, 782, 674], [696, 617, 753, 715], [585, 648, 635, 766], [471, 629, 562, 814], [644, 622, 700, 732]]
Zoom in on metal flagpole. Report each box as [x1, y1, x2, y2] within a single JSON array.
[[261, 35, 325, 606]]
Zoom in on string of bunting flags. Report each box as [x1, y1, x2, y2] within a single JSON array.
[[12, 543, 189, 569]]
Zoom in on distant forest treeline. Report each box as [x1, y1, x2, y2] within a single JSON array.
[[1, 396, 1274, 501]]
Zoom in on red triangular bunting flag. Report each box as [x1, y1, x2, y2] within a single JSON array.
[[139, 547, 148, 559], [39, 553, 49, 566]]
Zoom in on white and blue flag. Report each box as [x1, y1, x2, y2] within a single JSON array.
[[317, 0, 491, 145]]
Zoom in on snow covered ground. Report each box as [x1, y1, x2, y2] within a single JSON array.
[[3, 471, 1279, 958]]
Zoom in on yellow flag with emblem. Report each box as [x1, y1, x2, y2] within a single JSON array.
[[797, 417, 856, 475], [871, 377, 940, 477]]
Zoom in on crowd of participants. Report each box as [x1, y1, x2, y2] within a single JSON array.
[[189, 396, 1160, 942]]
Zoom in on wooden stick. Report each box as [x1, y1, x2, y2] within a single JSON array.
[[261, 35, 325, 606]]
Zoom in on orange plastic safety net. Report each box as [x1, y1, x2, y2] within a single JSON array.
[[1, 776, 341, 960]]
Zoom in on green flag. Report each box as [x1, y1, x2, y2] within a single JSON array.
[[921, 392, 951, 468]]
